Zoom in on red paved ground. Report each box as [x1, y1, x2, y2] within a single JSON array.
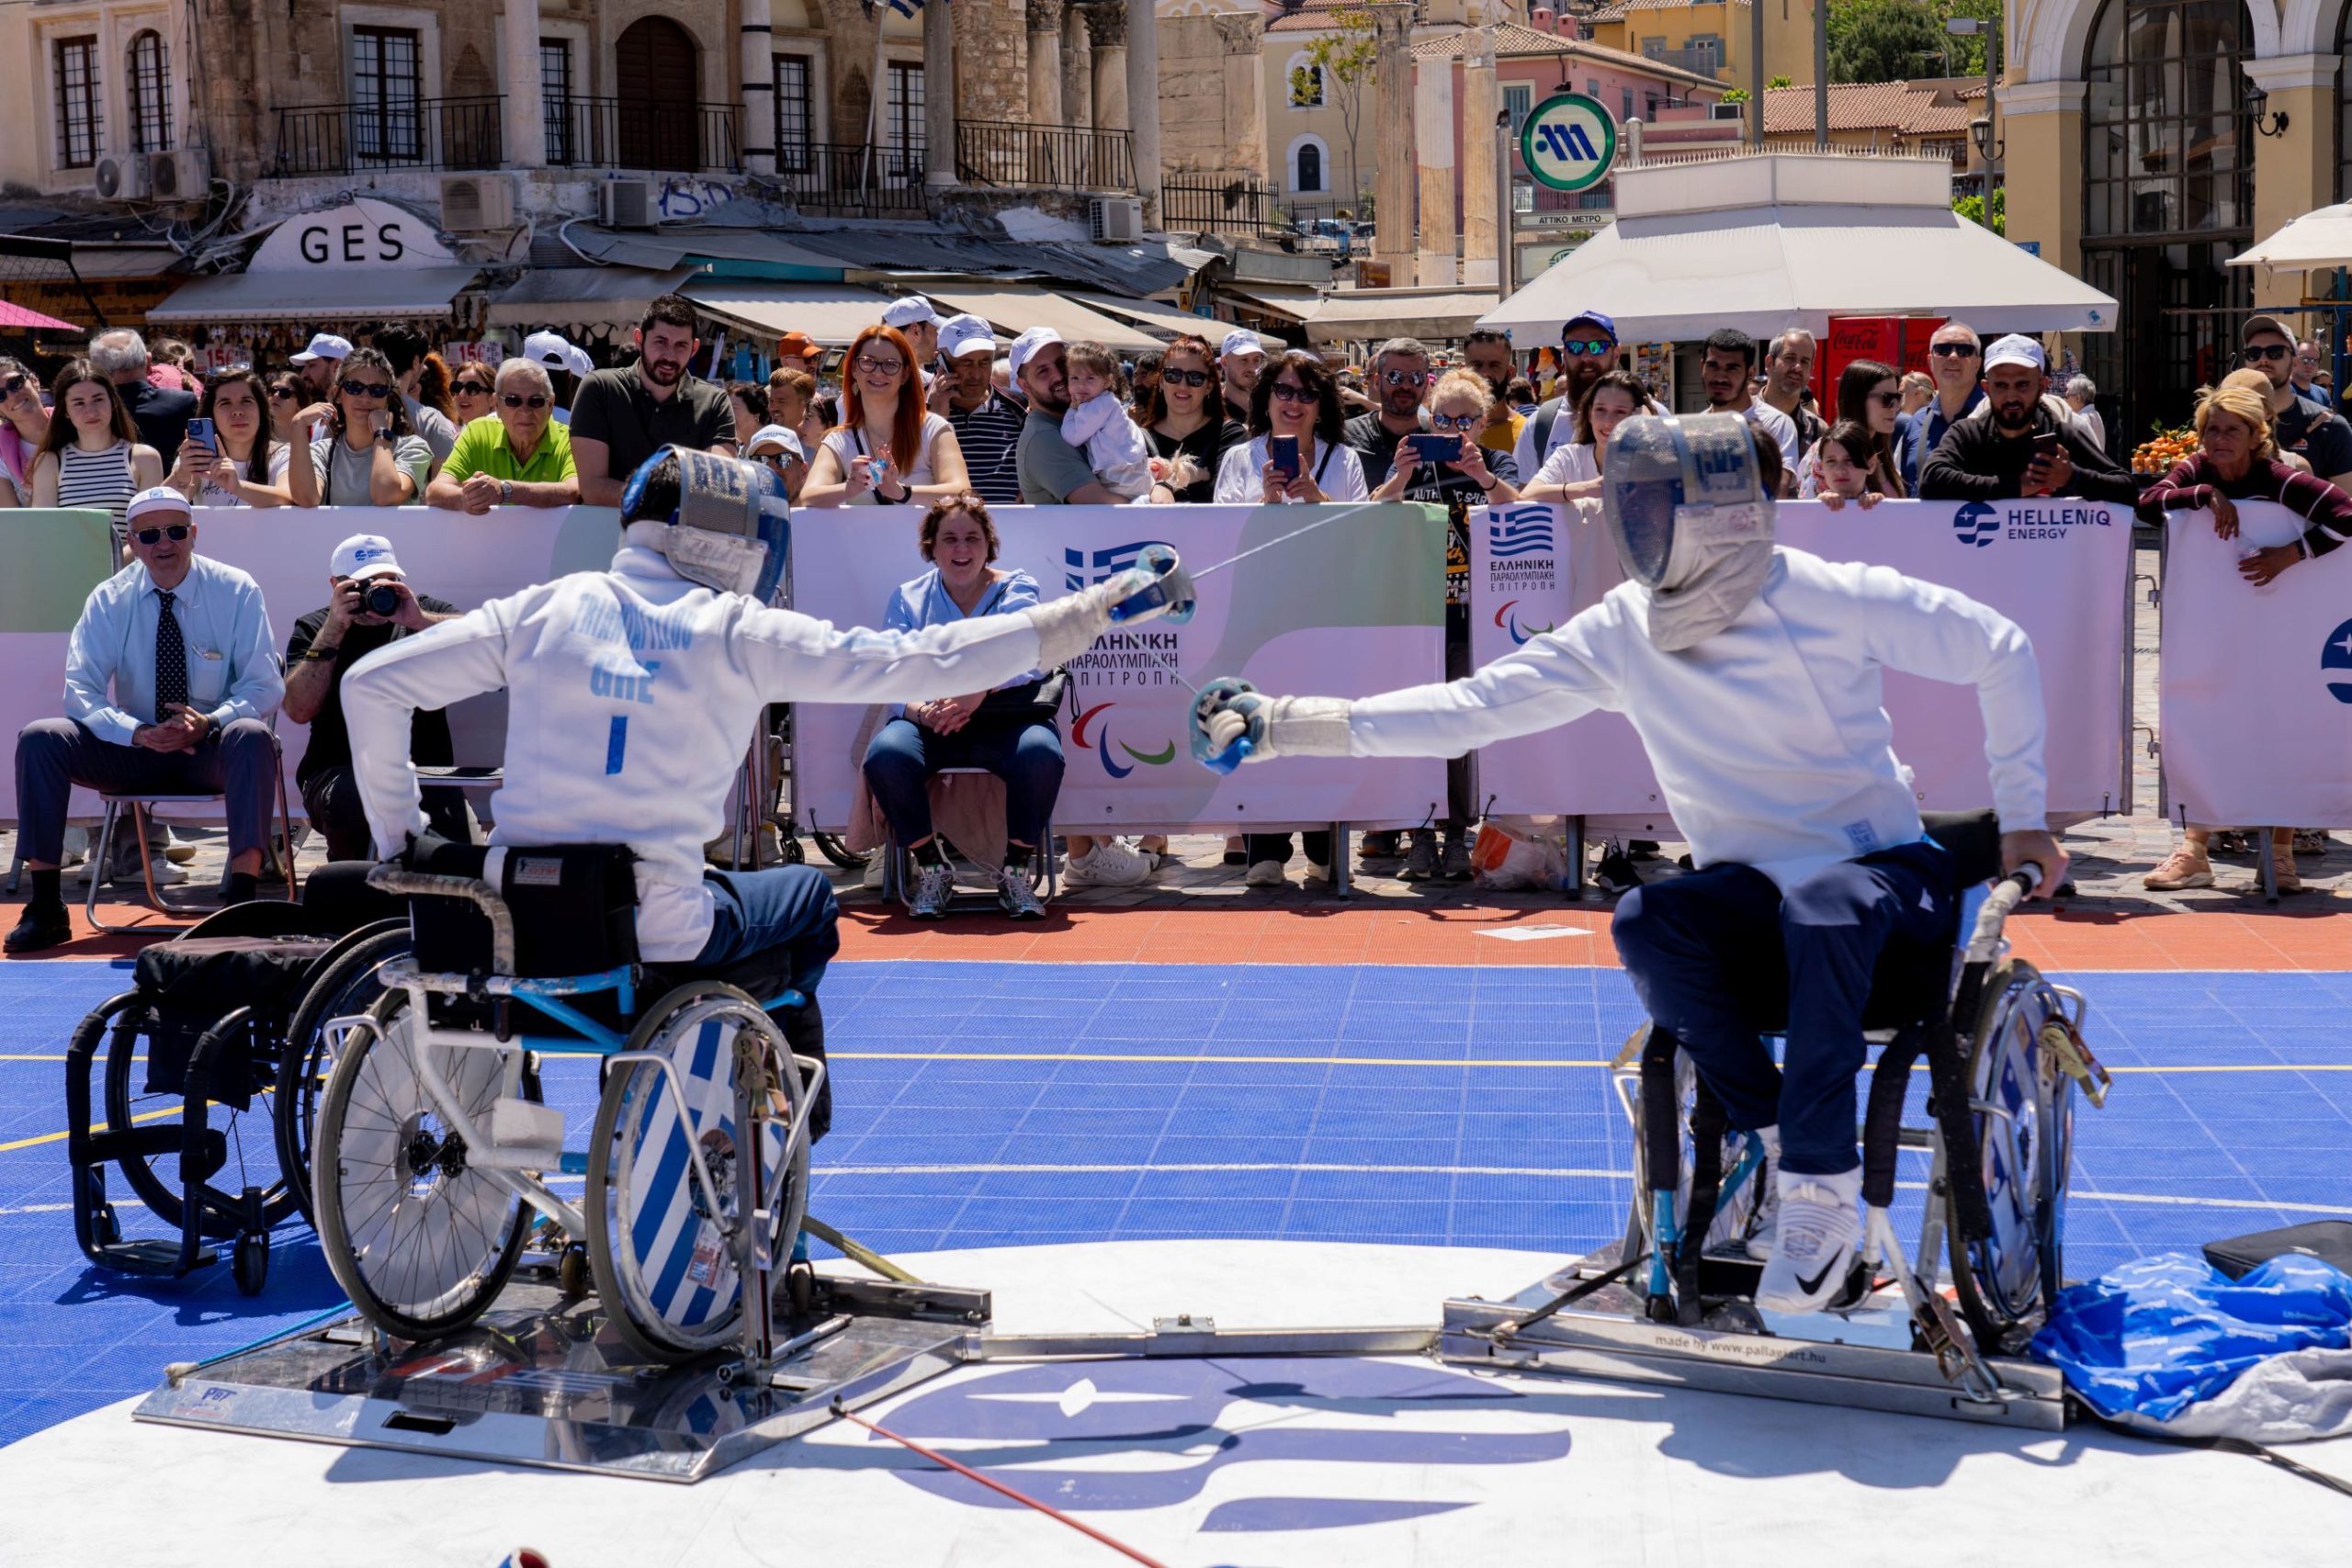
[[10, 897, 2348, 970]]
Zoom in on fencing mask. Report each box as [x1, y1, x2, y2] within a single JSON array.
[[1601, 412, 1775, 652], [619, 446, 792, 603]]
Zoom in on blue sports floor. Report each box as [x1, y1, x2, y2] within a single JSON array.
[[2, 958, 2347, 1450]]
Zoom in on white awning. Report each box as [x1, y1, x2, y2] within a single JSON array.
[[1220, 284, 1327, 323], [2229, 204, 2352, 270], [145, 265, 482, 323], [925, 286, 1164, 353], [1307, 289, 1499, 347], [486, 266, 702, 327], [1067, 290, 1212, 339], [678, 281, 899, 346]]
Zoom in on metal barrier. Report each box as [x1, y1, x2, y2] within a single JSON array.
[[544, 95, 741, 174], [271, 96, 503, 175], [770, 142, 928, 217]]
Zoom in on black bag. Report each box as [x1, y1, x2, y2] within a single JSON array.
[[973, 669, 1069, 720], [404, 833, 639, 979], [133, 935, 338, 1111], [2203, 1222, 2352, 1280]]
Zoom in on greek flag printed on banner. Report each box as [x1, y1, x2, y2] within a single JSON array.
[[620, 1013, 786, 1331]]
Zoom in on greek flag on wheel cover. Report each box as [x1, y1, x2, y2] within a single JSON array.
[[615, 1012, 786, 1333]]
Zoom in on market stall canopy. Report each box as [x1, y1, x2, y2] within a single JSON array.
[[0, 300, 82, 332], [678, 280, 899, 347], [1481, 152, 2118, 343], [487, 266, 704, 327], [1068, 290, 1214, 339], [1307, 288, 1499, 348], [146, 265, 482, 324], [1220, 283, 1327, 323], [923, 285, 1165, 352], [2227, 204, 2352, 270]]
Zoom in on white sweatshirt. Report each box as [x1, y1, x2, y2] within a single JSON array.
[[1348, 547, 2047, 891], [1060, 389, 1155, 501], [343, 527, 1059, 960]]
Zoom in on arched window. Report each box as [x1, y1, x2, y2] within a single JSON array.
[[1288, 134, 1327, 194], [616, 17, 701, 171], [1286, 51, 1325, 108], [126, 29, 170, 154]]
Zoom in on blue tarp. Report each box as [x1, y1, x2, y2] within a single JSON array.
[[2032, 1251, 2352, 1422]]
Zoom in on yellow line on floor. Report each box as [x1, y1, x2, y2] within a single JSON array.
[[0, 1105, 177, 1155]]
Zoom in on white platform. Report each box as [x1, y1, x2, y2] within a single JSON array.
[[3, 1240, 2347, 1566]]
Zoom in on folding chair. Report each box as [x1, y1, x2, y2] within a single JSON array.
[[85, 730, 300, 934]]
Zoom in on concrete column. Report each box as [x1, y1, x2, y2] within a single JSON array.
[[1367, 2, 1416, 277], [1062, 4, 1092, 130], [499, 0, 546, 169], [1028, 0, 1064, 126], [1459, 8, 1497, 288], [1125, 0, 1161, 219], [1088, 2, 1127, 130], [1213, 11, 1267, 184], [740, 0, 775, 175], [1414, 34, 1455, 286], [2245, 53, 2341, 299], [923, 0, 956, 186]]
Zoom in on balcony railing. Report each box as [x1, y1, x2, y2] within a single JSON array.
[[1162, 176, 1283, 238], [271, 96, 503, 175], [546, 96, 741, 174], [771, 141, 929, 217], [956, 119, 1134, 194]]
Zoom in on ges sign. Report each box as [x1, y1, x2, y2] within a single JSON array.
[[1521, 93, 1617, 194], [249, 196, 458, 272]]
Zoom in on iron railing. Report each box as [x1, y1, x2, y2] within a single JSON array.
[[956, 119, 1134, 193], [1161, 176, 1284, 238], [544, 95, 741, 174], [771, 141, 929, 216], [271, 96, 503, 175]]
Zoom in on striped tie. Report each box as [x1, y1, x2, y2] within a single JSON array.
[[154, 590, 188, 717]]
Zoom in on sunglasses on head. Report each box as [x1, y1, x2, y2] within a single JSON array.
[[1269, 381, 1316, 404], [1562, 339, 1614, 357], [1160, 367, 1210, 388], [340, 379, 392, 399], [132, 523, 191, 546], [501, 392, 550, 410], [1929, 342, 1980, 358], [2244, 344, 2291, 362]]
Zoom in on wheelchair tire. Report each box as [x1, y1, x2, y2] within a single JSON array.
[[584, 981, 810, 1365], [274, 921, 412, 1228], [313, 988, 537, 1342], [1620, 1024, 1765, 1273], [104, 1004, 296, 1240], [1946, 958, 2072, 1355], [810, 832, 867, 872]]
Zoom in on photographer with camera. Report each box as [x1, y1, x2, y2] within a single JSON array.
[[284, 535, 469, 860]]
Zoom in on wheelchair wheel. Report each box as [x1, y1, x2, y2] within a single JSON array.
[[1946, 958, 2073, 1353], [585, 981, 808, 1365], [274, 921, 411, 1227], [809, 832, 867, 872], [103, 1004, 294, 1239], [313, 988, 537, 1341], [1620, 1024, 1766, 1268]]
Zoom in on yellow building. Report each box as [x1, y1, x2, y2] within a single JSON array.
[[1581, 0, 1819, 92]]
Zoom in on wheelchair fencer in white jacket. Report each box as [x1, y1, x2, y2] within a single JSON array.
[[1190, 412, 2070, 1316], [340, 448, 1193, 1134]]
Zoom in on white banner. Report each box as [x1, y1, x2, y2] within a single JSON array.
[[2159, 501, 2352, 829], [1469, 497, 2134, 825], [789, 504, 1449, 833]]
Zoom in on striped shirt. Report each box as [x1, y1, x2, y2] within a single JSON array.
[[946, 389, 1027, 507], [55, 440, 140, 548], [2136, 452, 2352, 560]]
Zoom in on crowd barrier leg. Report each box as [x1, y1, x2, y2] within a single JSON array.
[[1566, 817, 1587, 899], [1329, 824, 1352, 898]]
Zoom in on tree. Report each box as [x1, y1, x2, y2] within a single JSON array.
[[1826, 0, 2002, 85], [1767, 74, 1792, 89], [1293, 9, 1378, 208], [1720, 86, 1749, 104], [1953, 185, 2005, 234]]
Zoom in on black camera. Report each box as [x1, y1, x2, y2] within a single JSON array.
[[363, 581, 402, 617]]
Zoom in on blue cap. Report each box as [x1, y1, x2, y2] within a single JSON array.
[[1563, 310, 1616, 344]]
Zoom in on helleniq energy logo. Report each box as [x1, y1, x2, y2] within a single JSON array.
[[1953, 502, 2115, 547], [1953, 502, 2000, 547], [2324, 617, 2352, 705]]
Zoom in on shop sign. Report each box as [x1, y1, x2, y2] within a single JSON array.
[[249, 197, 458, 273]]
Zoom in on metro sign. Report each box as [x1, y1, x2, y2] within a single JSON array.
[[1521, 93, 1618, 193]]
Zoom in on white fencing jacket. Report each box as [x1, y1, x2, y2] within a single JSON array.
[[344, 533, 1058, 959], [1350, 547, 2048, 891]]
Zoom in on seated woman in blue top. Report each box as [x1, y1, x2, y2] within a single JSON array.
[[862, 492, 1064, 920]]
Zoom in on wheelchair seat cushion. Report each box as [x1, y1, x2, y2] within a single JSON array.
[[134, 935, 340, 1021]]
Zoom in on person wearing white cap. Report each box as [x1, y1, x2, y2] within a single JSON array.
[[743, 422, 809, 502], [937, 313, 1024, 507], [1218, 328, 1268, 412], [1011, 325, 1164, 507], [288, 333, 354, 401], [1918, 334, 2140, 503], [7, 487, 285, 952], [881, 296, 942, 373], [523, 330, 582, 423], [282, 534, 467, 862]]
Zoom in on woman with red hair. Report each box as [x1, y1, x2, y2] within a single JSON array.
[[801, 323, 968, 507]]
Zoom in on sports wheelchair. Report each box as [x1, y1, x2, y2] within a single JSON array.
[[308, 840, 825, 1365], [66, 897, 410, 1294], [1611, 810, 2112, 1396]]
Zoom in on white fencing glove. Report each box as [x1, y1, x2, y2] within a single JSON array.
[[1190, 677, 1353, 774]]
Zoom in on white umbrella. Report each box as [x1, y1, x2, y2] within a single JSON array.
[[2227, 204, 2352, 271]]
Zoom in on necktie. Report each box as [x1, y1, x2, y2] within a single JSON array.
[[154, 589, 188, 718]]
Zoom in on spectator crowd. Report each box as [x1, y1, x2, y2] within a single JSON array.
[[6, 290, 2349, 947]]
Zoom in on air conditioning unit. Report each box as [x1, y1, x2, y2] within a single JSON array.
[[93, 154, 151, 202], [600, 178, 656, 230], [147, 147, 211, 201], [1711, 101, 1747, 120], [441, 173, 518, 232], [1089, 196, 1144, 243]]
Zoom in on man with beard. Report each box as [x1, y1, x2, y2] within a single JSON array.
[[1893, 321, 1984, 492], [1699, 329, 1801, 479], [1219, 329, 1268, 413], [1464, 327, 1526, 462], [569, 294, 740, 507], [1512, 310, 1621, 482], [1918, 335, 2140, 502], [2240, 315, 2352, 488]]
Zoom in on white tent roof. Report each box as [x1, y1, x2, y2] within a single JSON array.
[[1481, 152, 2118, 342], [2228, 203, 2352, 270]]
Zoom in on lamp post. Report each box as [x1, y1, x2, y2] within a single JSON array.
[[1944, 16, 1999, 188]]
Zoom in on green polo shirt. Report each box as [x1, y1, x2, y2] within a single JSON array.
[[444, 414, 577, 486]]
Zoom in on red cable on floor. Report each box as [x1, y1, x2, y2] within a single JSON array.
[[829, 1398, 1171, 1568]]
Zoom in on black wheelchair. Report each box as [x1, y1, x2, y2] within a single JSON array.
[[65, 896, 410, 1294], [307, 840, 826, 1365], [1613, 810, 2112, 1392]]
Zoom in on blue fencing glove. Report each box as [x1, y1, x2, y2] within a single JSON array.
[[1191, 680, 1355, 775], [1107, 544, 1195, 626]]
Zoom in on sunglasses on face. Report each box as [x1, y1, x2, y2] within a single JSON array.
[[1160, 367, 1210, 388], [1868, 390, 1903, 409], [455, 381, 493, 396], [1562, 340, 1614, 357], [854, 355, 905, 376], [1430, 412, 1480, 431], [267, 388, 298, 400], [1269, 381, 1315, 404], [1929, 342, 1980, 358], [501, 393, 550, 410], [340, 379, 392, 399], [0, 374, 26, 399], [2244, 344, 2291, 362], [1381, 368, 1429, 387], [132, 524, 191, 546]]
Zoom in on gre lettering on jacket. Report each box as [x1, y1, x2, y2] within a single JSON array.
[[588, 652, 662, 705]]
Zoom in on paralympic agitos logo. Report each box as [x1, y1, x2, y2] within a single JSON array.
[[1073, 702, 1176, 778]]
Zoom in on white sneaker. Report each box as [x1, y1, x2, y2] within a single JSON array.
[[1742, 1126, 1783, 1259], [1065, 838, 1152, 888], [1243, 859, 1286, 887], [994, 862, 1046, 919], [1754, 1166, 1862, 1314], [907, 861, 956, 919], [107, 850, 185, 887], [861, 853, 887, 890]]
